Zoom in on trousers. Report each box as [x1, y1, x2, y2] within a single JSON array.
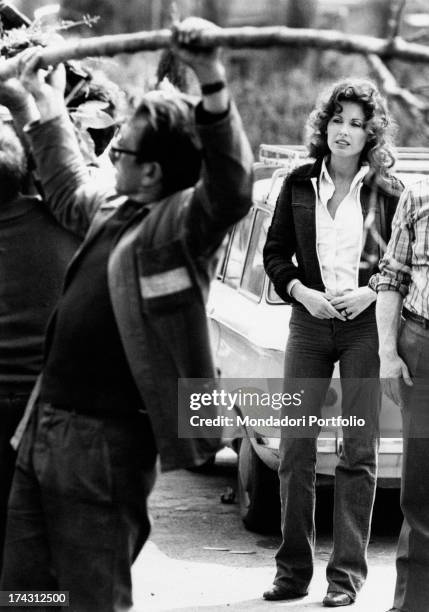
[[274, 306, 379, 599], [393, 318, 429, 612], [0, 393, 28, 575], [0, 403, 157, 612]]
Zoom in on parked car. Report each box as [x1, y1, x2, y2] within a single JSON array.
[[207, 144, 429, 533]]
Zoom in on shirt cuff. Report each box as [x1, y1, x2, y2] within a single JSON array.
[[195, 101, 230, 125], [287, 279, 301, 297], [376, 280, 409, 298]]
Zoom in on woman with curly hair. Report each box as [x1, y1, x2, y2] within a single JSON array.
[[262, 79, 403, 607]]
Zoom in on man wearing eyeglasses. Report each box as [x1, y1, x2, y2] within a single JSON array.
[[0, 17, 253, 612]]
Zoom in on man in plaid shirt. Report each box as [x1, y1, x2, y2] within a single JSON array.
[[376, 178, 429, 612]]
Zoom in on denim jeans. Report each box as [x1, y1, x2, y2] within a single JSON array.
[[0, 403, 157, 612], [393, 319, 429, 612], [274, 306, 379, 599], [0, 393, 29, 576]]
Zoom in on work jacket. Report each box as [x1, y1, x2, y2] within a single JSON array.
[[16, 103, 253, 471], [263, 158, 404, 304]]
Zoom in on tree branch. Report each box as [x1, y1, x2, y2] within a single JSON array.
[[366, 53, 429, 131], [2, 26, 429, 81], [406, 29, 429, 43]]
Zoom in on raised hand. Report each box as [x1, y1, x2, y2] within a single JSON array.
[[171, 17, 224, 84], [18, 47, 66, 121]]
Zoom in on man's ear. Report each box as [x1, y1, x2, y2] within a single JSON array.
[[140, 161, 163, 187]]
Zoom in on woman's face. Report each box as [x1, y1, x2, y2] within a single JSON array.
[[326, 101, 368, 162]]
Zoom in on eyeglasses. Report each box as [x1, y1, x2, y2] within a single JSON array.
[[109, 146, 139, 164]]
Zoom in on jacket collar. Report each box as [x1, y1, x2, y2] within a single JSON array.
[[293, 157, 323, 181], [0, 194, 42, 222], [293, 157, 398, 198]]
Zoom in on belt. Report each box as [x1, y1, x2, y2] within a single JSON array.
[[403, 308, 429, 329], [37, 401, 148, 420]]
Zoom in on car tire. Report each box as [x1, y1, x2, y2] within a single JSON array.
[[237, 437, 281, 534]]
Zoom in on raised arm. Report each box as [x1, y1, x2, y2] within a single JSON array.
[[18, 49, 108, 237], [0, 78, 38, 140], [172, 18, 253, 256]]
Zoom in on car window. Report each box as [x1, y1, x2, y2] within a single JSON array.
[[241, 210, 270, 298], [216, 233, 232, 280], [267, 281, 283, 303], [224, 213, 253, 288]]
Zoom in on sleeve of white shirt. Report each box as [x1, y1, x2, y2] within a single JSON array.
[[287, 279, 302, 297]]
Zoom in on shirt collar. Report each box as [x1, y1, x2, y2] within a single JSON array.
[[320, 158, 334, 186], [320, 157, 370, 190]]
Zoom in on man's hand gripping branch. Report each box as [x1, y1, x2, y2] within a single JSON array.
[[17, 47, 66, 123]]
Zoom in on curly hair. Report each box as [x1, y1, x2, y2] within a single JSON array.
[[306, 79, 396, 173]]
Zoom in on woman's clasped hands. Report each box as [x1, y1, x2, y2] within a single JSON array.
[[293, 284, 376, 321]]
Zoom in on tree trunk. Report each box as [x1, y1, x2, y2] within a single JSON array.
[[372, 0, 399, 38], [282, 0, 318, 66], [285, 0, 318, 29]]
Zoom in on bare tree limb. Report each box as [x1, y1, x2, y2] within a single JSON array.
[[406, 29, 429, 43], [2, 26, 429, 81], [411, 85, 429, 97], [366, 53, 429, 136]]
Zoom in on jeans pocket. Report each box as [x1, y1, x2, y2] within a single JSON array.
[[35, 416, 113, 504]]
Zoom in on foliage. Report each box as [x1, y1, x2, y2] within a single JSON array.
[[8, 1, 429, 150], [225, 50, 429, 151], [105, 47, 427, 153], [60, 0, 153, 34]]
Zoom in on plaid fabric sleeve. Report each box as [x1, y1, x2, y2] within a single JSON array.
[[377, 187, 413, 296]]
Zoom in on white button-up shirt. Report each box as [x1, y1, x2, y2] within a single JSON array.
[[287, 160, 369, 298], [313, 160, 368, 297]]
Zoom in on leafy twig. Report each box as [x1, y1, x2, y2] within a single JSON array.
[[57, 15, 100, 32]]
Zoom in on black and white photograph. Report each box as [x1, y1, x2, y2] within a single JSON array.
[[0, 0, 428, 610]]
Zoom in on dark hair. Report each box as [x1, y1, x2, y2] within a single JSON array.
[[306, 79, 395, 173], [0, 123, 27, 202], [132, 90, 202, 195]]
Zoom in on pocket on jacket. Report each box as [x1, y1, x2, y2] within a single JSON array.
[[135, 239, 199, 314]]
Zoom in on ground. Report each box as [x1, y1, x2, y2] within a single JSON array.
[[132, 449, 401, 611]]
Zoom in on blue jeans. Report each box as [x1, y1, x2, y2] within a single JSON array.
[[0, 403, 157, 612], [393, 319, 429, 612], [274, 306, 379, 599]]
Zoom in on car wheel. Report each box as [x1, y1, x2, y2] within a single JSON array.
[[237, 437, 281, 534]]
